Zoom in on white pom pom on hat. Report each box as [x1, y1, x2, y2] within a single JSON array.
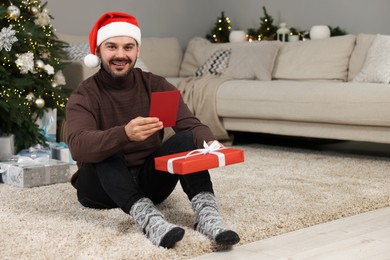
[[84, 12, 141, 68], [84, 54, 101, 68]]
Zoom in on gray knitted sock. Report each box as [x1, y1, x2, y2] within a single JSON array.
[[191, 192, 240, 245], [130, 197, 184, 248]]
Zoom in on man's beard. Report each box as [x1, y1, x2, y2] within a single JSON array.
[[102, 57, 135, 80]]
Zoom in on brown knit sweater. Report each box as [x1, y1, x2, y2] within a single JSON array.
[[66, 68, 215, 167]]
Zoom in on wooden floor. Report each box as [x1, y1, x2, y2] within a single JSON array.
[[193, 133, 390, 260], [192, 206, 390, 259]]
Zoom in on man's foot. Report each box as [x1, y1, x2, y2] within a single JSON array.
[[130, 197, 185, 248], [215, 230, 240, 245], [191, 192, 240, 245], [159, 227, 185, 248]]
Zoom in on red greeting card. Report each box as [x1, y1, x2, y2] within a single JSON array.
[[149, 90, 180, 127]]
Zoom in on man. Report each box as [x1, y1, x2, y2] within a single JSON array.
[[66, 12, 240, 249]]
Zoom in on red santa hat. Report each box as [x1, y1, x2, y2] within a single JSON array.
[[84, 12, 141, 68]]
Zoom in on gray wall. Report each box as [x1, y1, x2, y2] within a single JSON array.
[[49, 0, 390, 47]]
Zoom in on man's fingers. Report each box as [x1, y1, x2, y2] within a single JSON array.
[[125, 117, 163, 141]]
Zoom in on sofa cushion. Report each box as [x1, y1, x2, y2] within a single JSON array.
[[180, 37, 280, 80], [352, 34, 390, 84], [139, 37, 183, 77], [272, 35, 356, 81], [217, 80, 390, 127], [195, 48, 231, 77], [180, 37, 219, 77], [222, 41, 280, 80], [347, 34, 376, 81]]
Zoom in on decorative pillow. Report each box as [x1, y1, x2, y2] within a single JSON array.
[[223, 41, 280, 80], [272, 34, 356, 81], [195, 48, 231, 77], [180, 37, 218, 77], [353, 34, 390, 84], [63, 42, 90, 61], [347, 34, 376, 81]]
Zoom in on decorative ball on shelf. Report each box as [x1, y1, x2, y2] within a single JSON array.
[[229, 30, 246, 43], [310, 25, 331, 40], [35, 97, 45, 108], [7, 4, 21, 19]]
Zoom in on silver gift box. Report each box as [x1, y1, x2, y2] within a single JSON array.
[[0, 158, 71, 188]]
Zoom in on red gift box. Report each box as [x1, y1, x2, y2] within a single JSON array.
[[154, 142, 244, 175]]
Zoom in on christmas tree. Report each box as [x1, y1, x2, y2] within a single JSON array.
[[247, 6, 277, 41], [206, 11, 231, 43], [0, 0, 69, 152]]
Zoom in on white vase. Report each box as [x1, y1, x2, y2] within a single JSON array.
[[310, 25, 331, 40], [229, 30, 246, 43]]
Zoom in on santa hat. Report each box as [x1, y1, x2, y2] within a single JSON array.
[[84, 12, 141, 68]]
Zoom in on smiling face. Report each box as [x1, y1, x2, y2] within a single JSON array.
[[97, 36, 140, 79]]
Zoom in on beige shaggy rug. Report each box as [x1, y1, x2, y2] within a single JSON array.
[[1, 144, 390, 259]]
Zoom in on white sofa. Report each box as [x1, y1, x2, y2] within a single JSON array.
[[59, 33, 390, 144]]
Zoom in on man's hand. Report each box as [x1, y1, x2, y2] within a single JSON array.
[[207, 140, 225, 148], [125, 116, 163, 141]]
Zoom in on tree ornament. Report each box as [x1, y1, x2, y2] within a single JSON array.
[[30, 6, 39, 15], [7, 4, 21, 19], [0, 25, 18, 52], [26, 92, 36, 102], [15, 52, 35, 74], [36, 59, 44, 68], [35, 97, 45, 108]]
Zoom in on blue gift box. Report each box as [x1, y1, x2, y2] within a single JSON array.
[[50, 142, 76, 165]]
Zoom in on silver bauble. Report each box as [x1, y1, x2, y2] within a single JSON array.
[[31, 6, 39, 14], [35, 97, 45, 108], [26, 92, 36, 102], [36, 60, 45, 68], [7, 5, 21, 19]]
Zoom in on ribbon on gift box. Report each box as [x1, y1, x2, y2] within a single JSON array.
[[18, 156, 52, 184], [18, 144, 51, 161], [167, 141, 226, 174], [18, 156, 50, 165], [41, 109, 56, 142]]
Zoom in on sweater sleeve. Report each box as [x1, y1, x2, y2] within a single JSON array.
[[66, 89, 130, 163]]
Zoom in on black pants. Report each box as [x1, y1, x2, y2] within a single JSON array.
[[74, 131, 214, 213]]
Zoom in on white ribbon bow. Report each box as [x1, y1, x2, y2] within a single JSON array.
[[167, 141, 226, 174]]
